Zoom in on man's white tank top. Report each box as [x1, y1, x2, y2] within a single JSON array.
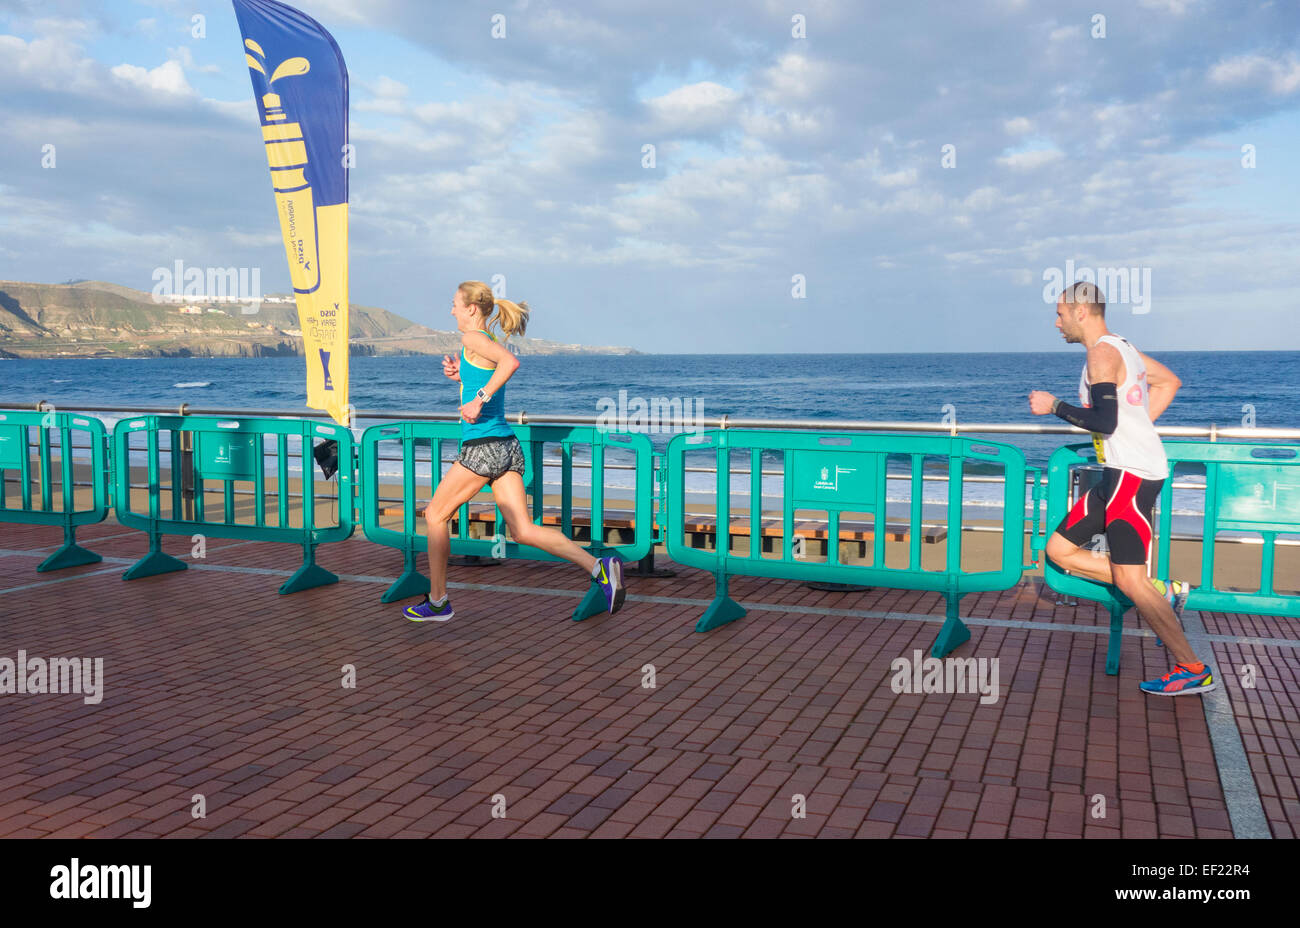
[[1078, 334, 1169, 480]]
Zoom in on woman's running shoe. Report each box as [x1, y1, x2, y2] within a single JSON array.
[[594, 556, 626, 614], [1139, 663, 1217, 696], [404, 595, 454, 622]]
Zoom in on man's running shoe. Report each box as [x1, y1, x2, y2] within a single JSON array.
[[1149, 579, 1190, 647], [594, 556, 626, 614], [1152, 578, 1190, 619], [404, 595, 454, 622], [1139, 663, 1217, 697]]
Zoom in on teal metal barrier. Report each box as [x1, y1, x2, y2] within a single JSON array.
[[112, 414, 354, 592], [0, 409, 110, 570], [359, 422, 654, 618], [1044, 441, 1300, 674], [664, 429, 1031, 655]]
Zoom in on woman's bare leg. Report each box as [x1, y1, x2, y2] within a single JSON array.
[[424, 463, 491, 599], [489, 470, 598, 573]]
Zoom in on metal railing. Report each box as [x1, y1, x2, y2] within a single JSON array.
[[7, 398, 1299, 439]]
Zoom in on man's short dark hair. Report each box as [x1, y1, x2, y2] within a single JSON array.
[[1060, 280, 1106, 316]]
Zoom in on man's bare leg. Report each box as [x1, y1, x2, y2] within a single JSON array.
[[1044, 532, 1201, 665], [1044, 532, 1114, 584], [1110, 563, 1199, 666]]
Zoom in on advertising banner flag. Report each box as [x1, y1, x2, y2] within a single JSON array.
[[233, 0, 350, 425]]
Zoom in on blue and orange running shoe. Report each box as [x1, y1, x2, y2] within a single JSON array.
[[1139, 662, 1217, 697], [594, 556, 626, 614], [404, 595, 454, 622]]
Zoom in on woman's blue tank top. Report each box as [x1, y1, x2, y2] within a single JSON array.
[[459, 330, 515, 443]]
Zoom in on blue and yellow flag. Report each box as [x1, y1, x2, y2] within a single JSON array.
[[233, 0, 350, 425]]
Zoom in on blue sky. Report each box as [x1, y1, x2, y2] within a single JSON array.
[[2, 0, 1299, 353]]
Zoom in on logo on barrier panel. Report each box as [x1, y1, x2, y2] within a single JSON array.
[[1216, 463, 1300, 529], [791, 449, 877, 510]]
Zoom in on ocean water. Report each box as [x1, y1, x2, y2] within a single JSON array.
[[3, 352, 1297, 527]]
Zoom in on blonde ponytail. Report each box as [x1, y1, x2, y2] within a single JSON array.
[[491, 298, 529, 340], [457, 280, 530, 342]]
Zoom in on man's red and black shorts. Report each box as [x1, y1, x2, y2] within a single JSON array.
[[1055, 467, 1165, 566]]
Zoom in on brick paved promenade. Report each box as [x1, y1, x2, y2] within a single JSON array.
[[0, 521, 1296, 838]]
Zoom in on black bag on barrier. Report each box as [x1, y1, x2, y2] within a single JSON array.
[[313, 439, 339, 480]]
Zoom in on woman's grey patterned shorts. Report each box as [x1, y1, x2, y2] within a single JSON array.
[[455, 436, 526, 481]]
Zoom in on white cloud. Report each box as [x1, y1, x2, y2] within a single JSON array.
[[367, 75, 409, 99], [738, 104, 830, 142], [1208, 53, 1300, 95], [962, 186, 1001, 211], [757, 52, 833, 104], [531, 7, 622, 44], [877, 168, 916, 188], [1004, 117, 1033, 135], [168, 46, 220, 75], [30, 17, 95, 40], [110, 59, 195, 98], [997, 149, 1064, 170], [0, 33, 102, 94], [646, 81, 740, 132], [1139, 0, 1196, 13]]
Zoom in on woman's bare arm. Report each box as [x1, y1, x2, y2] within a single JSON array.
[[461, 330, 520, 401]]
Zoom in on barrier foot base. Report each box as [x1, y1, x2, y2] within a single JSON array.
[[695, 594, 746, 633], [279, 561, 338, 595], [572, 582, 609, 622], [381, 568, 429, 604], [804, 581, 872, 592], [123, 550, 187, 581], [930, 615, 971, 658], [38, 542, 101, 572], [632, 551, 677, 578], [1105, 606, 1125, 676]]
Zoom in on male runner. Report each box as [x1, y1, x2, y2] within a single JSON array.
[[1029, 281, 1213, 696]]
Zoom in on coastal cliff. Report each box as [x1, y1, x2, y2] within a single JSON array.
[[0, 280, 638, 359]]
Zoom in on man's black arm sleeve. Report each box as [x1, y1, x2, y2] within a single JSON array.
[[1052, 382, 1118, 433]]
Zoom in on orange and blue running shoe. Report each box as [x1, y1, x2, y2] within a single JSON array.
[[1139, 662, 1217, 696]]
